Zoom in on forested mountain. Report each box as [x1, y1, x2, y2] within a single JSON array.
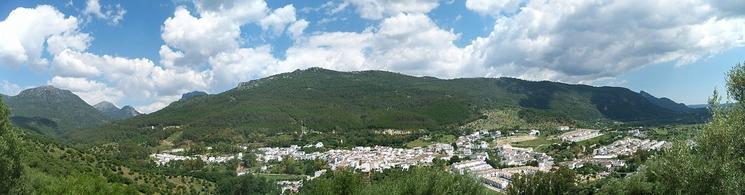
[[68, 68, 707, 144], [94, 101, 141, 120], [640, 91, 701, 113], [4, 86, 110, 137]]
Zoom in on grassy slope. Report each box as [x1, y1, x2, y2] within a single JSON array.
[[17, 134, 215, 194]]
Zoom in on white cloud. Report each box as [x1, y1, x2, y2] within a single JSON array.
[[161, 6, 243, 67], [260, 5, 297, 36], [209, 46, 277, 90], [158, 45, 184, 68], [343, 0, 439, 20], [83, 0, 126, 25], [281, 31, 374, 73], [46, 31, 91, 55], [83, 0, 104, 18], [135, 95, 180, 114], [278, 13, 479, 78], [50, 49, 211, 101], [465, 0, 522, 16], [0, 80, 24, 96], [0, 5, 81, 68], [287, 19, 309, 39], [51, 49, 101, 77], [159, 0, 278, 67], [193, 0, 268, 23], [369, 13, 475, 77], [466, 0, 745, 83], [49, 76, 124, 105]]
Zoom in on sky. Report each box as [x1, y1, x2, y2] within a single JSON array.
[[0, 0, 743, 113]]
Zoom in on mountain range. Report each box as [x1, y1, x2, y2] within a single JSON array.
[[63, 68, 709, 144], [94, 101, 141, 120], [2, 86, 140, 137]]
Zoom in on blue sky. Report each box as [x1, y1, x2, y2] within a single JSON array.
[[0, 0, 743, 112]]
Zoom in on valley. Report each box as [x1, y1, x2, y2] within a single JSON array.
[[0, 68, 717, 194]]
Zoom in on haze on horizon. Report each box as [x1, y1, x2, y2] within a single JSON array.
[[1, 0, 744, 113]]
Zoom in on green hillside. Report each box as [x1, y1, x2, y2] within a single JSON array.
[[68, 68, 707, 145], [5, 86, 111, 137]]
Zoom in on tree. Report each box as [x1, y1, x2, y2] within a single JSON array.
[[596, 61, 745, 194], [217, 174, 278, 195], [727, 62, 745, 102], [300, 169, 363, 195], [506, 167, 577, 195], [486, 150, 503, 168], [0, 98, 22, 193]]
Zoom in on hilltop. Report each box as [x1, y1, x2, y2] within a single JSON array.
[[4, 86, 111, 137], [94, 101, 141, 120]]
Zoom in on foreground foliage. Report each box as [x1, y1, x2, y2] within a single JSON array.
[[301, 167, 495, 195], [597, 62, 745, 194], [0, 98, 22, 194]]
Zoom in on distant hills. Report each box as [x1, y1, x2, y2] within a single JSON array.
[[3, 86, 140, 137], [640, 91, 704, 113], [68, 68, 709, 144], [94, 101, 141, 120]]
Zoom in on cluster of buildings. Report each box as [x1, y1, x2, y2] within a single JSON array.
[[256, 145, 322, 162], [452, 160, 542, 190], [148, 125, 674, 192], [455, 130, 501, 157], [593, 138, 668, 158], [558, 138, 668, 173], [560, 129, 603, 142], [255, 143, 455, 172], [321, 144, 453, 172], [559, 158, 626, 171], [150, 151, 242, 166], [498, 145, 554, 169]]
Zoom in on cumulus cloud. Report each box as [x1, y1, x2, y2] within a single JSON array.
[[209, 46, 277, 90], [287, 19, 309, 39], [260, 5, 297, 36], [277, 13, 481, 78], [51, 49, 101, 77], [160, 0, 281, 67], [369, 13, 476, 77], [161, 6, 243, 67], [57, 50, 211, 98], [0, 5, 83, 68], [193, 0, 268, 23], [83, 0, 126, 25], [466, 0, 745, 83], [343, 0, 440, 20], [465, 0, 522, 16], [49, 76, 124, 105], [46, 31, 92, 55]]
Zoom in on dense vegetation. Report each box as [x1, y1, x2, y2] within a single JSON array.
[[0, 98, 217, 194], [0, 98, 22, 194], [69, 68, 706, 146], [4, 86, 111, 137], [301, 167, 495, 195]]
